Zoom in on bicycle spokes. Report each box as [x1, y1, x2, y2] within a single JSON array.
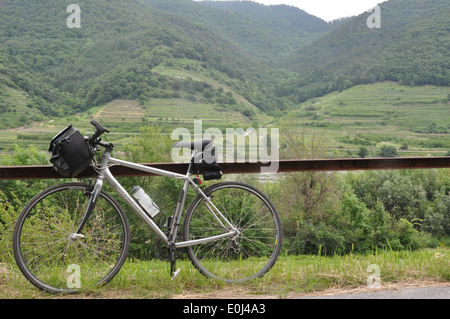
[[184, 182, 282, 283]]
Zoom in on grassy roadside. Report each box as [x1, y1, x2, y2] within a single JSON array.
[[1, 248, 448, 299]]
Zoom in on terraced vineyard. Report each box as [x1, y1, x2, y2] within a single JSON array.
[[96, 100, 145, 123], [278, 82, 450, 157], [0, 82, 448, 159]]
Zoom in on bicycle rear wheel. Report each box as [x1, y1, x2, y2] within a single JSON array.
[[183, 181, 282, 283], [13, 183, 130, 294]]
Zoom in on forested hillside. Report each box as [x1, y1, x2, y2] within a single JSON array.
[[146, 0, 332, 61], [0, 0, 449, 131], [0, 0, 290, 129], [281, 0, 450, 102]]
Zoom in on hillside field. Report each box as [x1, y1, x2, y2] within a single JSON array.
[[278, 82, 450, 157], [0, 82, 448, 158]]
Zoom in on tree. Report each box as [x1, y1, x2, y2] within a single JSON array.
[[278, 120, 341, 244], [378, 145, 398, 157], [399, 141, 409, 151], [358, 146, 369, 158]]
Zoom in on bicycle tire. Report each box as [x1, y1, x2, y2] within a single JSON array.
[[13, 182, 130, 294], [183, 181, 282, 283]]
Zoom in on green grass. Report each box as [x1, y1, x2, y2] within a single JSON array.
[[1, 248, 448, 299]]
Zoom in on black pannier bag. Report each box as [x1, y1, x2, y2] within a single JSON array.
[[193, 143, 222, 181], [48, 125, 94, 178]]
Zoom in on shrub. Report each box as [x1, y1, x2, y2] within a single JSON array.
[[378, 145, 398, 157], [0, 191, 21, 263], [395, 218, 421, 250], [423, 207, 446, 238], [358, 146, 369, 158], [288, 221, 346, 255]]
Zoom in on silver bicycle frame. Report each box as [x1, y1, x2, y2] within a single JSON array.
[[92, 151, 238, 249]]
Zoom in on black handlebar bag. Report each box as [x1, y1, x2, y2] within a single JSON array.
[[49, 125, 94, 178]]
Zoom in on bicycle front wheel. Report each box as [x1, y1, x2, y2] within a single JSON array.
[[13, 183, 130, 294], [183, 181, 282, 283]]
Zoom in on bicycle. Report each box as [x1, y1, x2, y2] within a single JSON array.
[[12, 120, 283, 294]]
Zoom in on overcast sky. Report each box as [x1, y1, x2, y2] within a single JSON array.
[[237, 0, 387, 21]]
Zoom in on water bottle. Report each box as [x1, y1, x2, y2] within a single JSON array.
[[131, 186, 160, 218]]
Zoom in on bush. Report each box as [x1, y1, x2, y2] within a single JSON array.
[[394, 218, 421, 250], [285, 189, 431, 255], [358, 146, 369, 158], [0, 191, 21, 263], [378, 174, 427, 220], [287, 221, 346, 255], [378, 145, 398, 157], [423, 208, 446, 238]]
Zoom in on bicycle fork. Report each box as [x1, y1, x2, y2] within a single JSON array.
[[75, 145, 111, 237], [75, 175, 104, 235]]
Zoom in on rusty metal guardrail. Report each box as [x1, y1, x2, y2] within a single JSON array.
[[0, 157, 448, 180]]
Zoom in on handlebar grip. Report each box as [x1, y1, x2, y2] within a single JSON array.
[[89, 120, 109, 142], [91, 120, 109, 134]]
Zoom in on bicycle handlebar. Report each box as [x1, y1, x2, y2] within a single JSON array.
[[87, 120, 110, 144]]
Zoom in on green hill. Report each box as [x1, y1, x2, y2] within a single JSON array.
[[281, 0, 450, 102], [146, 0, 332, 61], [0, 0, 448, 157], [0, 0, 286, 130]]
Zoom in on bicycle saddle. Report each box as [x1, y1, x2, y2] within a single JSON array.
[[173, 139, 213, 151]]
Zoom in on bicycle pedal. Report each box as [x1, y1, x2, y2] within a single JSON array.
[[171, 268, 180, 281]]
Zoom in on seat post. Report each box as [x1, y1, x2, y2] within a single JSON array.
[[188, 150, 198, 174]]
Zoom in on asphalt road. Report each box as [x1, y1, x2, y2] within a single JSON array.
[[297, 286, 450, 299]]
